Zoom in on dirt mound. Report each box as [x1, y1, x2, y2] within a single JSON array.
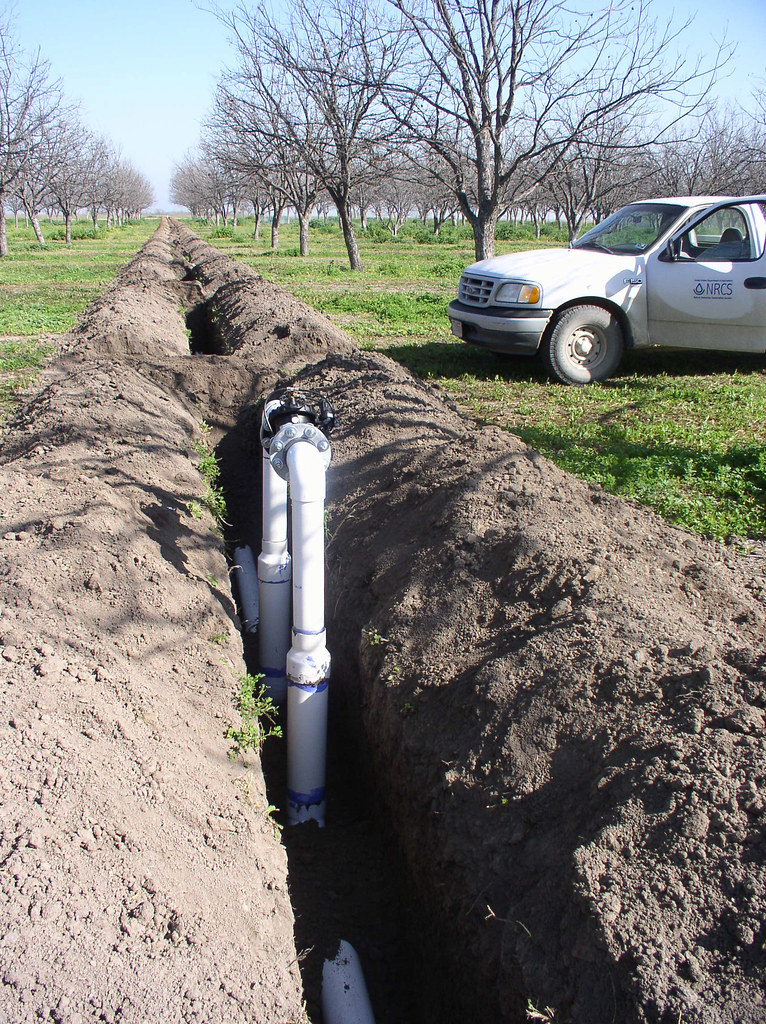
[[171, 221, 356, 368], [62, 219, 199, 359], [0, 233, 305, 1022], [2, 219, 764, 1024], [286, 351, 766, 1023]]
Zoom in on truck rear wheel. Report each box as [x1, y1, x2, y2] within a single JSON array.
[[543, 305, 624, 385]]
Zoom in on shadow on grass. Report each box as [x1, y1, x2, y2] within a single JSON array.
[[379, 338, 766, 386], [618, 348, 766, 382], [379, 338, 550, 383]]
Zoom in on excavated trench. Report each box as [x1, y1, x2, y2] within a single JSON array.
[[4, 217, 765, 1024], [189, 311, 427, 1023]]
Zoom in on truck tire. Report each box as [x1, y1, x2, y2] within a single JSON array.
[[543, 304, 624, 385]]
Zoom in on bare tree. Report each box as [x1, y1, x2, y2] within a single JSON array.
[[216, 0, 404, 270], [384, 0, 728, 261], [48, 118, 92, 243], [544, 122, 652, 243], [370, 155, 418, 236], [207, 89, 321, 254], [649, 105, 759, 197], [0, 12, 63, 255]]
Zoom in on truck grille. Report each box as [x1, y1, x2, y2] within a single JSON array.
[[458, 274, 495, 306]]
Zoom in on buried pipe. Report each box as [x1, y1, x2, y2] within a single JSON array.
[[230, 545, 259, 633], [322, 940, 376, 1024], [259, 389, 335, 826]]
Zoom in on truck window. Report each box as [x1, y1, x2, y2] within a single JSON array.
[[573, 203, 685, 255], [681, 207, 753, 261]]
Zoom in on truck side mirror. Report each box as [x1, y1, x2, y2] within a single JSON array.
[[663, 238, 680, 262]]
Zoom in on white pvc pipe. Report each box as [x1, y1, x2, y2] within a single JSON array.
[[258, 448, 291, 703], [230, 545, 259, 633], [285, 441, 331, 826], [321, 940, 376, 1024]]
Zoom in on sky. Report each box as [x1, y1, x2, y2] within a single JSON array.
[[10, 0, 766, 212]]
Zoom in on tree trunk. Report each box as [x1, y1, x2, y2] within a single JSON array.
[[31, 214, 46, 246], [232, 203, 238, 228], [91, 207, 99, 231], [360, 208, 367, 231], [0, 206, 8, 256], [253, 209, 261, 240], [65, 212, 72, 245], [337, 199, 363, 271], [298, 211, 309, 256], [271, 203, 285, 249], [472, 210, 499, 261]]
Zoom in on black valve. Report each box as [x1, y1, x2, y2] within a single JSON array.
[[260, 388, 336, 448]]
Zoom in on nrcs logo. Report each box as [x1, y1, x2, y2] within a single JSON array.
[[694, 280, 733, 298]]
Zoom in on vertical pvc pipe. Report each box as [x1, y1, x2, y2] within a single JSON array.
[[230, 545, 259, 633], [258, 448, 291, 703], [321, 940, 376, 1024], [285, 441, 331, 826]]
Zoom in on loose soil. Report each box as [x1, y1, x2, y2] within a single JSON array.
[[1, 218, 765, 1024]]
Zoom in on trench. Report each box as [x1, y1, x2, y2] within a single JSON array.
[[184, 291, 431, 1024]]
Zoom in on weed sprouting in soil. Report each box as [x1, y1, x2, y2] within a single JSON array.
[[225, 673, 282, 764], [190, 421, 228, 532], [526, 999, 557, 1022], [363, 625, 389, 645]]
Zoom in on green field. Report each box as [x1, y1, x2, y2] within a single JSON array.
[[0, 217, 159, 419], [1, 213, 764, 541]]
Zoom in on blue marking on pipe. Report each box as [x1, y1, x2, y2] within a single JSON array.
[[288, 680, 329, 694], [288, 786, 326, 807], [258, 578, 290, 585], [262, 667, 286, 679], [292, 627, 325, 636]]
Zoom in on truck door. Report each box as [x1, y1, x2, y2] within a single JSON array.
[[646, 201, 766, 353]]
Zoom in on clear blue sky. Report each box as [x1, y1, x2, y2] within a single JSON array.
[[10, 0, 766, 212]]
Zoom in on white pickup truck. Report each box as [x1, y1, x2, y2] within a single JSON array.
[[448, 195, 766, 384]]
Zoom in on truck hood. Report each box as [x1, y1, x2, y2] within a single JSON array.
[[466, 247, 636, 284]]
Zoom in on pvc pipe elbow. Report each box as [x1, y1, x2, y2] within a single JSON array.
[[287, 442, 326, 502]]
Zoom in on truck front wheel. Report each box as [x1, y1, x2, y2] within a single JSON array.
[[543, 305, 624, 385]]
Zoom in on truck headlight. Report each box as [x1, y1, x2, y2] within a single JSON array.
[[494, 282, 541, 305]]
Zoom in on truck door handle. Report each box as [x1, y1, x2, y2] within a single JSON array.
[[744, 277, 766, 289]]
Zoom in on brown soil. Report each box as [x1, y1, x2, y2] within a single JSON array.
[[1, 218, 765, 1024]]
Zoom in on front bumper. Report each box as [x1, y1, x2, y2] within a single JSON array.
[[448, 300, 553, 354]]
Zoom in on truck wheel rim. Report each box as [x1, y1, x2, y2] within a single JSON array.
[[567, 326, 605, 367]]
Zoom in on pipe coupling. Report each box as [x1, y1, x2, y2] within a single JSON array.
[[268, 423, 331, 481]]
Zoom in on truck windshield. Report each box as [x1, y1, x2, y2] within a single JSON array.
[[573, 203, 686, 255]]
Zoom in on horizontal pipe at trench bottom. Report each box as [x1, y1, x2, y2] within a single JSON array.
[[258, 448, 291, 704], [322, 940, 376, 1024], [230, 545, 259, 633], [286, 441, 331, 827]]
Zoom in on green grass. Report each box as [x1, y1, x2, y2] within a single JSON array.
[[0, 217, 159, 419], [197, 216, 766, 541], [0, 218, 159, 335], [0, 337, 54, 417]]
